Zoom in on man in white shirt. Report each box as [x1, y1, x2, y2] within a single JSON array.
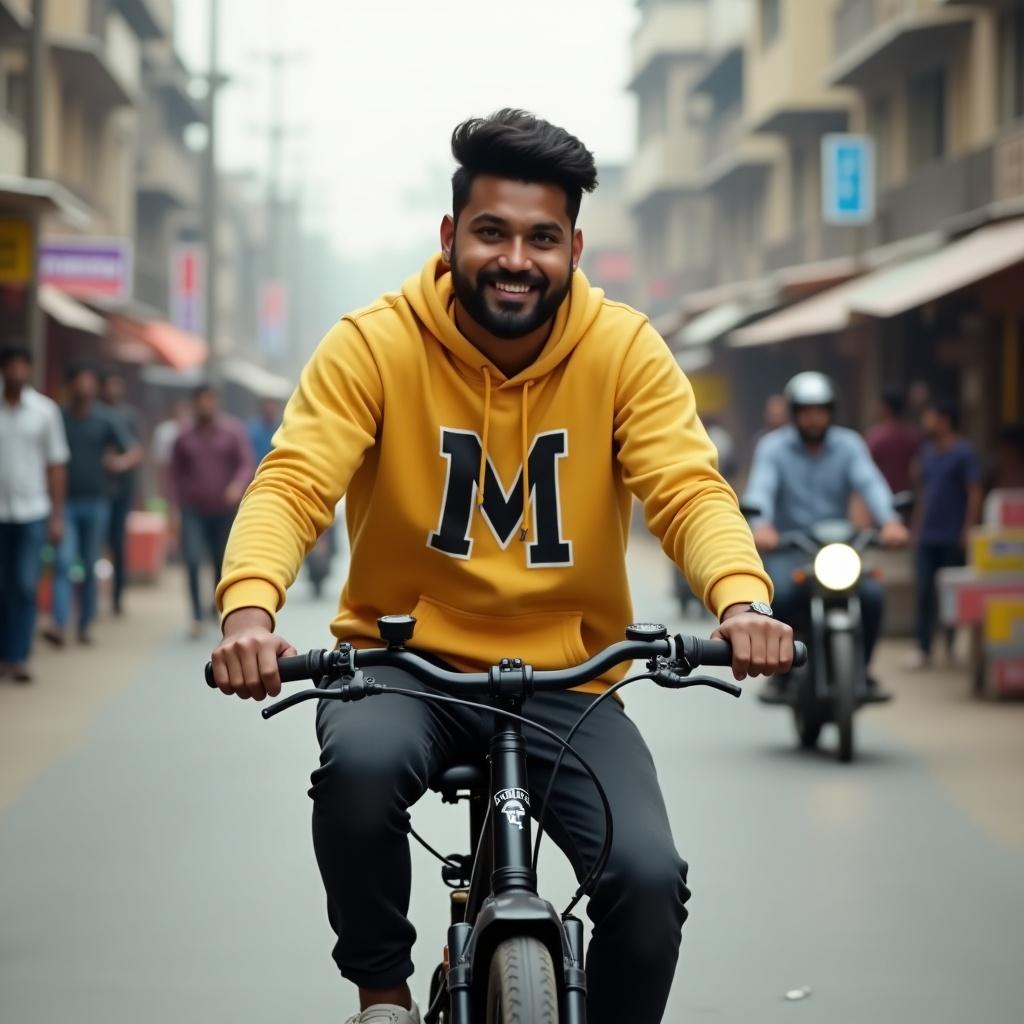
[[0, 345, 69, 682]]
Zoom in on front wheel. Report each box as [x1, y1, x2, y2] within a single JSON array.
[[829, 630, 857, 763], [486, 936, 559, 1024]]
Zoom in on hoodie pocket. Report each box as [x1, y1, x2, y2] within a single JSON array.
[[409, 594, 589, 669]]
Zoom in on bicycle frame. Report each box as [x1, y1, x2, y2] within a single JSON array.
[[438, 696, 588, 1024]]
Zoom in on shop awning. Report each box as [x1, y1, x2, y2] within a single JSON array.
[[39, 284, 105, 335], [0, 175, 93, 229], [729, 271, 883, 347], [108, 314, 207, 370], [680, 292, 776, 348], [849, 218, 1024, 319], [221, 356, 293, 400]]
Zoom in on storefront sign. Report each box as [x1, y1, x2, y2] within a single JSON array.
[[170, 242, 205, 336], [40, 237, 132, 300], [822, 134, 875, 226], [0, 218, 32, 285]]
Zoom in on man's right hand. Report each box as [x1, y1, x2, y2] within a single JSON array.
[[210, 607, 297, 701], [752, 523, 780, 553]]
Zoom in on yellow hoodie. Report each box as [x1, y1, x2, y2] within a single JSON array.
[[217, 255, 771, 691]]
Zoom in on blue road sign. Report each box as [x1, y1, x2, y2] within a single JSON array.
[[821, 134, 875, 226]]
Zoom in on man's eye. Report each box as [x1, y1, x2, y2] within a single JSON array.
[[478, 228, 501, 239], [533, 234, 556, 245]]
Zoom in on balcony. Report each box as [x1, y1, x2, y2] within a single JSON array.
[[868, 145, 993, 245], [115, 0, 169, 40], [147, 53, 206, 128], [0, 0, 30, 34], [702, 114, 782, 191], [137, 136, 200, 208], [625, 133, 702, 208], [828, 0, 975, 87], [629, 1, 706, 89]]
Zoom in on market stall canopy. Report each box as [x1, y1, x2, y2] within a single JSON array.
[[39, 284, 105, 335], [108, 314, 207, 370]]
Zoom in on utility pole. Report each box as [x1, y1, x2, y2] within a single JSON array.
[[202, 0, 224, 385], [251, 51, 304, 372], [25, 0, 46, 385]]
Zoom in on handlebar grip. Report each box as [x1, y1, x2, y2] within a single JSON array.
[[679, 637, 808, 668], [204, 650, 329, 689]]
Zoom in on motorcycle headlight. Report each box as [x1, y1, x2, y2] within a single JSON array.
[[813, 543, 861, 591]]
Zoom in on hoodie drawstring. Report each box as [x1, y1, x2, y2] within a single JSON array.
[[476, 368, 532, 543], [520, 380, 532, 541]]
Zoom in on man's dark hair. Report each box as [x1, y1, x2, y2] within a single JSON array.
[[192, 383, 217, 400], [66, 361, 99, 383], [0, 344, 32, 367], [881, 388, 905, 418], [930, 398, 960, 431], [450, 109, 598, 226], [100, 366, 124, 384]]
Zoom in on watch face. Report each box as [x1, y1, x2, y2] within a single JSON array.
[[750, 602, 774, 617]]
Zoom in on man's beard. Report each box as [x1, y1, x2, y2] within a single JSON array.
[[449, 243, 572, 340], [796, 423, 829, 445]]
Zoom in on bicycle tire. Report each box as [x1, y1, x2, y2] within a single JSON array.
[[485, 936, 559, 1024]]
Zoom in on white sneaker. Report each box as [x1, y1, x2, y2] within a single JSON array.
[[344, 1002, 421, 1024]]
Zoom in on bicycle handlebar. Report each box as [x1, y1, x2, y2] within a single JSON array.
[[205, 633, 808, 700]]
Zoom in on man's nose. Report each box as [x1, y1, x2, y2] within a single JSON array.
[[497, 238, 533, 273]]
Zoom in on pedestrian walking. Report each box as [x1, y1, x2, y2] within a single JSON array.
[[906, 400, 984, 669], [100, 369, 143, 615], [169, 385, 254, 638], [866, 388, 920, 495], [43, 364, 136, 647], [246, 397, 281, 465], [0, 345, 68, 682]]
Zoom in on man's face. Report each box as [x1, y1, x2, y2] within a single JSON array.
[[195, 390, 218, 421], [793, 404, 832, 444], [2, 355, 31, 389], [103, 375, 125, 404], [441, 175, 583, 341], [259, 398, 280, 422], [70, 370, 98, 402], [764, 396, 788, 430]]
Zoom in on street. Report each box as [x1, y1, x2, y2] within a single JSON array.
[[1, 535, 1023, 1023]]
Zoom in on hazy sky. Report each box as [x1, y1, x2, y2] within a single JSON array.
[[176, 0, 639, 259]]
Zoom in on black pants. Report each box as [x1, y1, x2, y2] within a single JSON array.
[[107, 491, 132, 613], [309, 670, 689, 1024], [180, 508, 234, 622], [915, 542, 965, 655]]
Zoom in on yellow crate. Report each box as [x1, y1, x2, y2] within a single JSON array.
[[970, 529, 1024, 573], [984, 597, 1024, 646]]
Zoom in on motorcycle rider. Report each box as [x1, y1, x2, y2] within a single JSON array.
[[744, 372, 908, 697], [209, 109, 793, 1024]]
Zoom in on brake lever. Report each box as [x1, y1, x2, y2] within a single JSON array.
[[260, 677, 383, 719], [654, 668, 742, 698]]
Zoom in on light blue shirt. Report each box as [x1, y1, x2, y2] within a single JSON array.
[[743, 425, 896, 533]]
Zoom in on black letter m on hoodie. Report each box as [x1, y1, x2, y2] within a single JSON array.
[[428, 428, 572, 567]]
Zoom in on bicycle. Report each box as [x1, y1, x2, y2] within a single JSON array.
[[206, 615, 805, 1023]]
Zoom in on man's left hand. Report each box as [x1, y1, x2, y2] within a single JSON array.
[[879, 519, 910, 548], [712, 604, 794, 681]]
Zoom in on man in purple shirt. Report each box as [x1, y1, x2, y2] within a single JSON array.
[[169, 385, 255, 637], [866, 389, 920, 496]]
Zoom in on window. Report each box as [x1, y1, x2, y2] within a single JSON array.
[[999, 7, 1024, 124], [762, 0, 782, 48], [908, 69, 946, 170], [867, 94, 891, 189]]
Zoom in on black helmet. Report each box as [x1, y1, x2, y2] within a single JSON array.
[[784, 371, 835, 408]]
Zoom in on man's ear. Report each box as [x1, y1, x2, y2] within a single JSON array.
[[440, 215, 455, 263], [572, 228, 583, 271]]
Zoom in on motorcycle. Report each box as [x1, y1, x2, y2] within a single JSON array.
[[744, 496, 910, 763]]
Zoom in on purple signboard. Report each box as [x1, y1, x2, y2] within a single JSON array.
[[40, 237, 133, 301]]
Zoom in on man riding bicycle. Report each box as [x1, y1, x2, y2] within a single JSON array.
[[209, 109, 793, 1024]]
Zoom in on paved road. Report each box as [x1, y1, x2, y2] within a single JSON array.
[[2, 537, 1022, 1022]]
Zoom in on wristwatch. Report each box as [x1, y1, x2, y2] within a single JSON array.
[[748, 601, 774, 618]]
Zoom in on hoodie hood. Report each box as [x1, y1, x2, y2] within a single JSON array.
[[402, 252, 606, 384]]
